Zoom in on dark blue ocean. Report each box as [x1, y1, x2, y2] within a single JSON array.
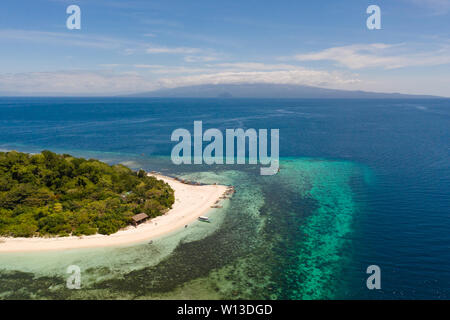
[[0, 97, 449, 299]]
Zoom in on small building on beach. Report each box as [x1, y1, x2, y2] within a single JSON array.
[[132, 213, 149, 227]]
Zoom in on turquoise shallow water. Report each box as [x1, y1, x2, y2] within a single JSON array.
[[257, 159, 370, 299], [0, 154, 369, 299]]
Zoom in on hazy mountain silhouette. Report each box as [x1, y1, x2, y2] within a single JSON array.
[[128, 83, 441, 99]]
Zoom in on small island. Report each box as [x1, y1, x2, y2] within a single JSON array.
[[0, 150, 175, 237], [0, 151, 229, 252]]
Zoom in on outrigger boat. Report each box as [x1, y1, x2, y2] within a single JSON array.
[[198, 216, 211, 222]]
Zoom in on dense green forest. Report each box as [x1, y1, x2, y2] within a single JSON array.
[[0, 151, 174, 237]]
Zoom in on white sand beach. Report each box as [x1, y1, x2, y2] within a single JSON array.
[[0, 174, 229, 253]]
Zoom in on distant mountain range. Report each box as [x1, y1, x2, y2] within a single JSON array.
[[127, 83, 442, 99]]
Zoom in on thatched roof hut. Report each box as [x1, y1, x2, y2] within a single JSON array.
[[132, 213, 149, 226]]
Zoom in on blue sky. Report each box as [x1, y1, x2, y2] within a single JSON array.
[[0, 0, 449, 96]]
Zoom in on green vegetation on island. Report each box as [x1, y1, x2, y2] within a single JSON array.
[[0, 151, 174, 237]]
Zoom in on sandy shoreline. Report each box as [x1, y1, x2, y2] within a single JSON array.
[[0, 174, 229, 253]]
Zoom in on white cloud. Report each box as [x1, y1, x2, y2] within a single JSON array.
[[157, 69, 360, 89], [291, 43, 450, 69], [133, 64, 166, 69], [145, 45, 202, 54], [132, 62, 360, 81], [212, 62, 302, 71], [0, 71, 156, 96], [184, 55, 219, 62], [145, 45, 222, 63], [98, 64, 122, 68], [0, 29, 224, 63], [135, 65, 214, 74], [0, 64, 360, 95], [0, 29, 123, 49]]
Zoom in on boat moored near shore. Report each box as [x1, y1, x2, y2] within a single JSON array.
[[198, 216, 211, 222]]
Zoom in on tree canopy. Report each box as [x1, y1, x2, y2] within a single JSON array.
[[0, 151, 174, 237]]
